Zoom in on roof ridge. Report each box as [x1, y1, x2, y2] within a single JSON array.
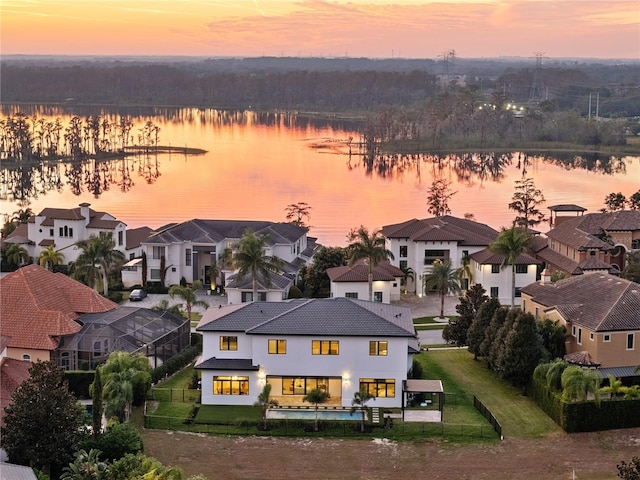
[[246, 299, 313, 332]]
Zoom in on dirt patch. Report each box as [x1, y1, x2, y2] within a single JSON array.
[[142, 427, 640, 479]]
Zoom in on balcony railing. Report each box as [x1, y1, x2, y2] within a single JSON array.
[[423, 256, 450, 266]]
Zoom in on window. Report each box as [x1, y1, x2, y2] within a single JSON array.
[[359, 378, 395, 398], [399, 260, 407, 270], [345, 292, 358, 299], [590, 250, 596, 257], [58, 225, 73, 238], [185, 249, 192, 266], [515, 264, 528, 274], [399, 246, 407, 258], [603, 334, 611, 342], [152, 246, 165, 260], [522, 299, 526, 311], [515, 287, 522, 298], [49, 228, 54, 236], [462, 278, 469, 290], [627, 333, 634, 350], [535, 307, 540, 319], [118, 230, 123, 246], [491, 264, 501, 274], [312, 340, 339, 355], [61, 352, 70, 370], [282, 377, 329, 395], [490, 287, 499, 298], [550, 239, 555, 250], [241, 292, 253, 303], [150, 268, 161, 280], [572, 325, 576, 336], [268, 339, 286, 354], [93, 341, 101, 356], [373, 291, 383, 303], [577, 328, 582, 345], [369, 341, 388, 356], [590, 333, 594, 341], [220, 336, 238, 351], [424, 249, 448, 264], [632, 239, 640, 250], [104, 339, 109, 354], [213, 376, 248, 395], [22, 354, 31, 361]]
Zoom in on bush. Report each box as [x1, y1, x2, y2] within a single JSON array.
[[80, 420, 143, 461], [151, 344, 202, 384], [288, 285, 303, 298], [105, 291, 123, 303]]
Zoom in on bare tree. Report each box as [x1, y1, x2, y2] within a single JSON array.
[[426, 179, 457, 217]]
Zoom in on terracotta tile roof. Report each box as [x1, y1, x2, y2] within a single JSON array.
[[535, 246, 582, 275], [382, 216, 498, 246], [0, 265, 117, 351], [521, 273, 640, 332], [0, 357, 32, 425], [38, 239, 55, 246], [470, 248, 540, 265], [35, 206, 123, 230], [579, 257, 617, 272], [546, 211, 640, 251], [565, 351, 601, 367]]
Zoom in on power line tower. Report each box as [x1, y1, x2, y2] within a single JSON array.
[[438, 49, 456, 80], [529, 52, 546, 103]]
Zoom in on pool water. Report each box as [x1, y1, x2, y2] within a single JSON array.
[[266, 408, 365, 421]]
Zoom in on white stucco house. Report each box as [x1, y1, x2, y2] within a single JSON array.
[[469, 249, 540, 306], [326, 260, 405, 303], [381, 216, 499, 295], [195, 298, 418, 409], [225, 270, 293, 304], [6, 203, 130, 264], [122, 219, 317, 290]]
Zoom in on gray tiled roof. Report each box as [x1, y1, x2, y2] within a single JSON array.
[[521, 273, 640, 332], [146, 219, 307, 245], [196, 357, 259, 371], [226, 271, 293, 290], [382, 216, 498, 246], [197, 298, 416, 339]]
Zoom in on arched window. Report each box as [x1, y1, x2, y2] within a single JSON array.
[[22, 354, 31, 361]]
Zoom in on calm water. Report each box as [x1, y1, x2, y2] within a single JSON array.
[[1, 105, 638, 247]]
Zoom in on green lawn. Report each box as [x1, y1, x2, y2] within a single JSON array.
[[417, 349, 560, 439]]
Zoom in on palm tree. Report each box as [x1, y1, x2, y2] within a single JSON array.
[[347, 226, 394, 302], [422, 259, 462, 319], [599, 374, 624, 398], [489, 226, 534, 308], [303, 388, 329, 432], [168, 280, 208, 321], [561, 366, 600, 403], [100, 351, 151, 422], [233, 229, 284, 302], [350, 386, 375, 433], [400, 265, 414, 294], [151, 298, 183, 316], [38, 245, 65, 271], [254, 383, 279, 430], [61, 449, 107, 480], [75, 232, 125, 295], [5, 243, 28, 266]]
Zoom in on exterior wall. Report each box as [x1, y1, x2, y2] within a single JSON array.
[[472, 262, 537, 306], [7, 347, 50, 363], [201, 331, 253, 362], [226, 289, 287, 305], [330, 280, 392, 303], [200, 333, 410, 408]]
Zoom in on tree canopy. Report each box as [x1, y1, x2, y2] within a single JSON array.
[[426, 179, 457, 217], [422, 259, 462, 319], [508, 177, 545, 228], [347, 226, 394, 302], [233, 229, 284, 301], [443, 284, 488, 347]]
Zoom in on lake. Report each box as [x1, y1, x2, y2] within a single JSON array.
[[1, 105, 638, 247]]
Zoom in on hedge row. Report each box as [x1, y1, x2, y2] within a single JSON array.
[[529, 377, 640, 432], [151, 341, 202, 384], [65, 370, 95, 399]]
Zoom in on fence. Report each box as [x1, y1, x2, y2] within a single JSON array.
[[148, 388, 201, 403], [473, 396, 503, 439]]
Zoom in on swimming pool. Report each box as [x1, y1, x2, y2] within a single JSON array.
[[266, 408, 365, 421]]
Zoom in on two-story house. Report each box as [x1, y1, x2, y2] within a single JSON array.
[[381, 216, 499, 294], [537, 207, 640, 277], [521, 272, 640, 379], [195, 298, 418, 409], [127, 219, 313, 292]]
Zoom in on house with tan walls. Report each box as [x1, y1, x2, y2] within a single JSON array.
[[521, 272, 640, 379]]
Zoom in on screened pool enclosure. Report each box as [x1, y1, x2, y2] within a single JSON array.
[[53, 307, 190, 370]]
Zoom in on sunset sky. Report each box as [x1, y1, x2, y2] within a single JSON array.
[[2, 0, 638, 59]]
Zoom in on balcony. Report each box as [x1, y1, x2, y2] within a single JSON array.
[[423, 256, 450, 266]]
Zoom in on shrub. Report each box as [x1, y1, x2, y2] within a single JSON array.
[[288, 285, 303, 298], [80, 420, 143, 461]]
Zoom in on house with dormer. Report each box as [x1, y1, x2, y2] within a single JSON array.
[[536, 207, 640, 277], [521, 272, 640, 379], [124, 219, 316, 291], [381, 216, 499, 294], [327, 260, 405, 303], [195, 298, 418, 408]]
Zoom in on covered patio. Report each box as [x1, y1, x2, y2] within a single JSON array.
[[401, 379, 444, 423]]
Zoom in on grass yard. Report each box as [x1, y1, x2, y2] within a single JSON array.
[[417, 349, 560, 438]]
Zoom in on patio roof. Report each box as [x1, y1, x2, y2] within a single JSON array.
[[403, 379, 443, 393]]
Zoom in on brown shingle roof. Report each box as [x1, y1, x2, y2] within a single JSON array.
[[381, 216, 498, 246], [521, 273, 640, 332], [470, 248, 540, 265], [0, 265, 117, 351], [126, 226, 153, 250], [535, 246, 582, 275]]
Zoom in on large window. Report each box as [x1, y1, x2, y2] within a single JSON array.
[[282, 377, 329, 395], [220, 336, 238, 351], [373, 292, 383, 303], [359, 378, 395, 398], [345, 292, 358, 299], [213, 376, 249, 395], [268, 339, 286, 354], [312, 340, 339, 355], [399, 260, 407, 270], [369, 341, 388, 356], [491, 264, 501, 274], [150, 268, 161, 280], [424, 249, 449, 265], [241, 292, 267, 302], [59, 226, 73, 238], [515, 264, 528, 274], [152, 246, 165, 260], [399, 246, 408, 258], [627, 333, 635, 350]]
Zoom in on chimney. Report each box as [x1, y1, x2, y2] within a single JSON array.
[[79, 202, 91, 226], [540, 268, 551, 285]]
